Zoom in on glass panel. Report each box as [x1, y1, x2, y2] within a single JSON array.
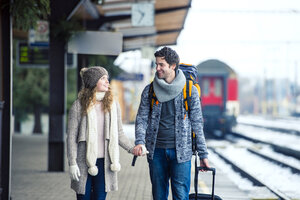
[[214, 79, 221, 97], [203, 79, 210, 96]]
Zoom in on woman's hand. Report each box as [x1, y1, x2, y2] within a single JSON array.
[[69, 164, 81, 181]]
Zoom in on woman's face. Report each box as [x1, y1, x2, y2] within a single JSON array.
[[96, 75, 109, 92]]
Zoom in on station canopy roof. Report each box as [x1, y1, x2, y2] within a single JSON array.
[[69, 0, 192, 51]]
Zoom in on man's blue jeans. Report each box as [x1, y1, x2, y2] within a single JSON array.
[[148, 148, 191, 200], [77, 158, 107, 200]]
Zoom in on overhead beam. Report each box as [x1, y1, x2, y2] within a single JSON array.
[[123, 28, 182, 39], [155, 0, 191, 11], [68, 0, 192, 51], [155, 4, 191, 14], [84, 1, 191, 30], [85, 14, 130, 30]]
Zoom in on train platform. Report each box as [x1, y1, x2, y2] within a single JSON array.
[[11, 125, 275, 200]]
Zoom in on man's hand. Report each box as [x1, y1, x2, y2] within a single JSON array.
[[200, 158, 210, 172], [133, 144, 148, 156], [133, 144, 143, 156], [69, 164, 81, 181]]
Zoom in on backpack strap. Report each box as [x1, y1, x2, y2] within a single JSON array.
[[150, 80, 197, 153], [185, 79, 197, 153], [183, 83, 188, 112], [194, 84, 201, 97], [149, 82, 158, 112], [185, 80, 193, 113]]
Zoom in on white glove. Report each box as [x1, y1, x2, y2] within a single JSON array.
[[141, 145, 149, 156], [69, 164, 81, 182]]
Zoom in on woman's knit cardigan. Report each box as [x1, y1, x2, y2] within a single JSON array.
[[67, 99, 134, 194]]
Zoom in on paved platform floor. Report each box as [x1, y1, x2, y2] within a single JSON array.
[[11, 133, 154, 200], [11, 130, 254, 200]]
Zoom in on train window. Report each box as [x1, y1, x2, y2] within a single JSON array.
[[214, 79, 221, 97], [203, 79, 210, 96]]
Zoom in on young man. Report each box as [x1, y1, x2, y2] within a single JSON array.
[[133, 47, 210, 200]]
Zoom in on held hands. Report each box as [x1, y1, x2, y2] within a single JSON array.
[[69, 164, 81, 182], [133, 144, 149, 156]]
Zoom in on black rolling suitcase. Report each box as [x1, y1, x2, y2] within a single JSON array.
[[189, 153, 222, 200]]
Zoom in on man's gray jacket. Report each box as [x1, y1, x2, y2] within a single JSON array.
[[135, 84, 208, 163]]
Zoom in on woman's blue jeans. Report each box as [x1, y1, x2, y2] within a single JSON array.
[[148, 148, 191, 200], [77, 158, 107, 200]]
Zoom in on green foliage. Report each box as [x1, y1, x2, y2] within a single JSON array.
[[10, 0, 50, 31], [14, 67, 49, 107], [10, 0, 82, 42], [87, 55, 123, 79], [13, 66, 28, 122], [13, 64, 49, 122]]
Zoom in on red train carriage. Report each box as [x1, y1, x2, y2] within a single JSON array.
[[196, 59, 239, 138]]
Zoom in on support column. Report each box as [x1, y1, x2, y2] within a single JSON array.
[[0, 0, 12, 198], [48, 0, 78, 171], [48, 35, 66, 171]]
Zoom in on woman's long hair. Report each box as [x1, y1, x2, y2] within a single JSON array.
[[78, 86, 113, 115]]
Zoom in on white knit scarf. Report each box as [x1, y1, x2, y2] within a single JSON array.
[[86, 92, 120, 176]]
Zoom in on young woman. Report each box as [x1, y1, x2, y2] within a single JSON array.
[[67, 66, 134, 200]]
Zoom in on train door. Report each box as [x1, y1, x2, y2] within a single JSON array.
[[201, 77, 224, 108]]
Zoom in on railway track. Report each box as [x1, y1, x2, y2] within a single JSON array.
[[207, 124, 300, 200], [246, 148, 300, 174], [204, 119, 300, 199], [238, 123, 300, 136], [237, 116, 300, 136], [229, 128, 300, 160], [209, 145, 300, 200]]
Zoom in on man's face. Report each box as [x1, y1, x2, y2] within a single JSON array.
[[155, 57, 176, 80]]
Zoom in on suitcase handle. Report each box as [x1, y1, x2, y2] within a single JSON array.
[[194, 156, 216, 200], [197, 167, 216, 175]]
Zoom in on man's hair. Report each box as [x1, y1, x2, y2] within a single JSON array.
[[154, 47, 180, 71]]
